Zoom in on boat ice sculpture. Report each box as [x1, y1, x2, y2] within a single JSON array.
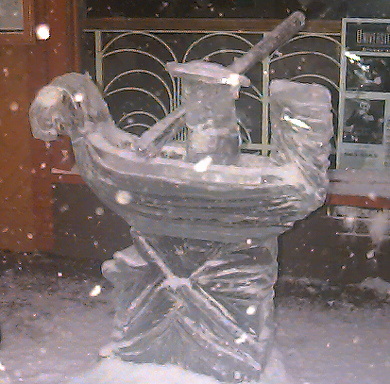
[[30, 12, 333, 384]]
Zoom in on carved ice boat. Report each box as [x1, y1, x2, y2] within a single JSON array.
[[29, 12, 333, 384], [30, 72, 331, 242]]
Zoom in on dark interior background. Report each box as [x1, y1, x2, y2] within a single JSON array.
[[85, 0, 390, 19]]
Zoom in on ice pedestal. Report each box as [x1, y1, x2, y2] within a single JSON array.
[[99, 233, 278, 383]]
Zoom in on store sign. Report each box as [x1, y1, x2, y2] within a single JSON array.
[[346, 21, 390, 52]]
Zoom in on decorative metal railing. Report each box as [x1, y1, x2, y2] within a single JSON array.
[[83, 22, 341, 155]]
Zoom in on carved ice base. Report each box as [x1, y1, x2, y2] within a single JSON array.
[[76, 230, 284, 384]]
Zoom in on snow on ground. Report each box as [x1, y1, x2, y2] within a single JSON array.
[[0, 268, 389, 384], [0, 270, 112, 384], [277, 301, 390, 384]]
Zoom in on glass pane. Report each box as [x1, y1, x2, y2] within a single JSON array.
[[0, 0, 24, 31]]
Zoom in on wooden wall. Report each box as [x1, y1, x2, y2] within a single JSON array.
[[0, 47, 37, 251], [0, 0, 79, 252]]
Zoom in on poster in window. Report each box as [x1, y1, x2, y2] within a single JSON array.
[[343, 98, 385, 145]]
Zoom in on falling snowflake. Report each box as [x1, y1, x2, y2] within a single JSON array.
[[194, 156, 213, 173], [35, 24, 51, 40], [89, 285, 102, 297], [115, 190, 132, 205]]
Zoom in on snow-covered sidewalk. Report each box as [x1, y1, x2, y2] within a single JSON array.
[[0, 269, 389, 384]]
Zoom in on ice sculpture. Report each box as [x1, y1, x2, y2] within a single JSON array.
[[29, 12, 333, 384]]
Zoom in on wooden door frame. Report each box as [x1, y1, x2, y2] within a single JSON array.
[[31, 0, 81, 250]]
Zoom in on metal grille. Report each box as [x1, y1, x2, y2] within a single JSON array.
[[83, 27, 341, 154]]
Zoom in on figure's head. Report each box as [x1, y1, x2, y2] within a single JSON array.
[[29, 86, 63, 141], [29, 85, 82, 141], [359, 100, 371, 113]]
